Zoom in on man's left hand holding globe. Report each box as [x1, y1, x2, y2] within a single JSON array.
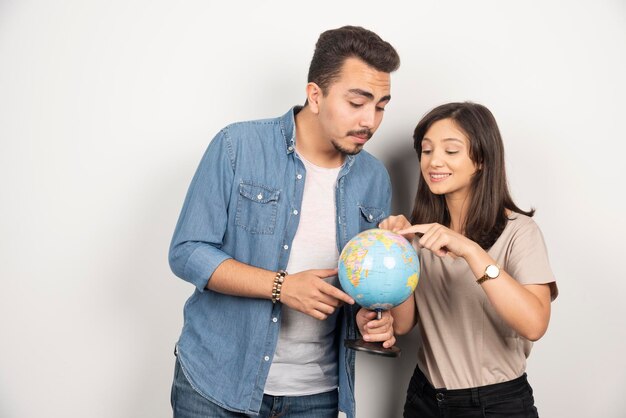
[[355, 215, 414, 349], [356, 308, 396, 349]]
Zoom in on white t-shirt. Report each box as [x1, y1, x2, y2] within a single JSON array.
[[264, 154, 341, 396]]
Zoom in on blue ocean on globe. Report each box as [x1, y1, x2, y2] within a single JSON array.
[[338, 228, 419, 310]]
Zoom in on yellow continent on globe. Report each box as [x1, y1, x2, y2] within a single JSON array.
[[342, 234, 377, 287], [407, 272, 418, 290]]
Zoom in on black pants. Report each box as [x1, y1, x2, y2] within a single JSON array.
[[403, 366, 539, 418]]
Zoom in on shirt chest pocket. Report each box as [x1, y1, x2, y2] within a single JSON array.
[[358, 205, 385, 231], [236, 182, 281, 234]]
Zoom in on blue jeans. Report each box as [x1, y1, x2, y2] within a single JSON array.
[[403, 366, 539, 418], [171, 358, 339, 417]]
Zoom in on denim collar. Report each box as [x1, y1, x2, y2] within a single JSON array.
[[279, 106, 298, 154], [280, 106, 356, 173]]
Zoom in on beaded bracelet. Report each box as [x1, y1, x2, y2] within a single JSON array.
[[271, 270, 287, 304]]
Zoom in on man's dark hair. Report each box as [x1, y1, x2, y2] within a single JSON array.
[[307, 25, 400, 93]]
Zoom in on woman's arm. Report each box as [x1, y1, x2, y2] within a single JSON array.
[[464, 245, 552, 341], [398, 223, 552, 341], [390, 295, 418, 335]]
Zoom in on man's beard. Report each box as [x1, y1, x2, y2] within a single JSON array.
[[331, 139, 363, 156], [331, 129, 372, 156]]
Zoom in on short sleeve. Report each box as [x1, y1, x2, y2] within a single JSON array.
[[505, 219, 558, 300]]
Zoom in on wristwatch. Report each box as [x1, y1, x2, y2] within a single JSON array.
[[476, 264, 500, 285]]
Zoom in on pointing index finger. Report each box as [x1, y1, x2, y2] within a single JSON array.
[[321, 282, 355, 305], [396, 223, 429, 237], [313, 268, 339, 278]]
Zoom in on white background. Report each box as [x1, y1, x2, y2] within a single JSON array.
[[1, 1, 625, 417]]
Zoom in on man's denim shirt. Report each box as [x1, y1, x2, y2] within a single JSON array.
[[169, 107, 391, 418]]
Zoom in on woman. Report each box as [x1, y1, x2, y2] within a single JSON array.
[[360, 102, 558, 417]]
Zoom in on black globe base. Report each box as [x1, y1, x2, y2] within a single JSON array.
[[344, 338, 401, 358]]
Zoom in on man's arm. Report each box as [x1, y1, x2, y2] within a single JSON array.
[[168, 128, 235, 291], [169, 128, 354, 319], [208, 259, 353, 321]]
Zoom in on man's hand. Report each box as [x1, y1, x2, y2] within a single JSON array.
[[280, 269, 354, 320], [356, 308, 396, 348]]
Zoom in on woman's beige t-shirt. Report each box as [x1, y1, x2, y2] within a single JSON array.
[[415, 214, 558, 390]]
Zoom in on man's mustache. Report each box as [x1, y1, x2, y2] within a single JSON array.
[[346, 129, 373, 140]]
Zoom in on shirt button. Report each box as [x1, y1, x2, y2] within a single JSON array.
[[293, 210, 298, 215], [283, 245, 289, 250], [288, 146, 294, 152], [272, 317, 278, 323], [257, 194, 263, 200], [296, 174, 302, 180], [264, 356, 270, 361], [369, 214, 373, 220]]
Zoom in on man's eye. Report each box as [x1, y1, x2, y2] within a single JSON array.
[[375, 106, 386, 112], [350, 102, 363, 108]]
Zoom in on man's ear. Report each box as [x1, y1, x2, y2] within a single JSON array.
[[306, 82, 322, 114]]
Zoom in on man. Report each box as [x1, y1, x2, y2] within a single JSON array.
[[169, 25, 400, 418]]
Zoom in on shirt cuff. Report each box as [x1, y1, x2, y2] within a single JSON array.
[[183, 246, 232, 292]]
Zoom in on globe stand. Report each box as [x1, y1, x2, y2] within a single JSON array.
[[345, 310, 401, 358]]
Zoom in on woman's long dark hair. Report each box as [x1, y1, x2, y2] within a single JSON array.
[[410, 102, 534, 250]]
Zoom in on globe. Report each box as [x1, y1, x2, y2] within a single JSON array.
[[338, 228, 419, 311]]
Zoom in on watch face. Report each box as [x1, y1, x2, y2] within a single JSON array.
[[486, 264, 500, 279]]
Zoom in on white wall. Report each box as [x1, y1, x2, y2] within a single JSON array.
[[1, 1, 625, 417]]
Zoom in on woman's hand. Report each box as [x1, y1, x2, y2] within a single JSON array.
[[379, 215, 414, 240], [356, 308, 396, 348], [397, 223, 480, 259], [397, 224, 553, 342]]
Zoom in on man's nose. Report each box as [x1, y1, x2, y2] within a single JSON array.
[[359, 108, 376, 129]]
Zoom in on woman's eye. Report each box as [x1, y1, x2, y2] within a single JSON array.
[[421, 149, 432, 154], [446, 150, 459, 155]]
